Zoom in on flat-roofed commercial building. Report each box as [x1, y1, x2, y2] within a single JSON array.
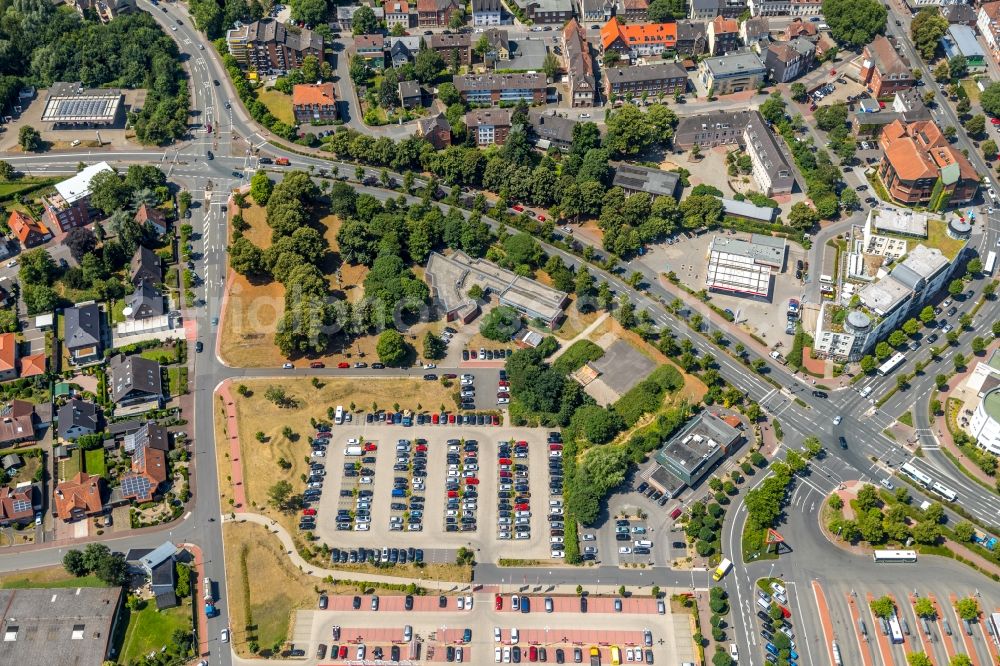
[[41, 82, 124, 128], [612, 163, 681, 200], [426, 251, 569, 328], [650, 411, 743, 496], [697, 50, 766, 94], [705, 233, 786, 298]]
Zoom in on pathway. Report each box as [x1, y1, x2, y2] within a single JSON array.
[[218, 380, 247, 509], [548, 312, 610, 361], [182, 542, 211, 658]]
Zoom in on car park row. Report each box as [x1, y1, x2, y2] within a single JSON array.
[[446, 438, 480, 533]]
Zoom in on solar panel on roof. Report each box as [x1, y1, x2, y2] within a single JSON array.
[[121, 474, 151, 498], [11, 499, 31, 513]]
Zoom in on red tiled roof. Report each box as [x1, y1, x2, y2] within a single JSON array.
[[292, 83, 336, 106], [7, 210, 49, 245], [601, 17, 676, 51], [0, 333, 15, 374], [0, 486, 33, 523], [712, 16, 738, 34], [134, 203, 166, 227], [881, 119, 978, 183], [54, 472, 103, 520], [19, 353, 45, 378]]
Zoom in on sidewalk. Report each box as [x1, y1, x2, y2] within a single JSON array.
[[548, 312, 610, 361], [181, 542, 210, 658], [218, 380, 247, 509]]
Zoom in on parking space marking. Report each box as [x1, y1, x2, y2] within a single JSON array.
[[844, 594, 876, 666], [908, 594, 935, 658], [978, 610, 1000, 663], [812, 581, 840, 666], [929, 594, 959, 662], [949, 593, 982, 666], [866, 593, 895, 666]]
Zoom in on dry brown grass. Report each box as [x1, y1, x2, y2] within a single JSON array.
[[552, 299, 601, 341], [323, 561, 473, 583], [226, 378, 459, 517]]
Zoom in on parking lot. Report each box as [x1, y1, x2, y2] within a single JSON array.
[[312, 426, 558, 561], [300, 591, 692, 664]]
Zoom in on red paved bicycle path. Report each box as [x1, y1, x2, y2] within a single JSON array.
[[217, 380, 247, 509], [950, 593, 982, 666], [844, 594, 875, 666], [812, 581, 839, 666]]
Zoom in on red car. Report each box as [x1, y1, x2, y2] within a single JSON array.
[[492, 415, 500, 425], [495, 594, 503, 610], [302, 508, 317, 515], [530, 646, 538, 661], [416, 444, 428, 452], [448, 490, 459, 498], [464, 477, 479, 485], [432, 413, 440, 424], [337, 362, 349, 369], [549, 444, 563, 451], [537, 215, 546, 222], [470, 350, 478, 359], [517, 440, 528, 446], [515, 503, 529, 511], [310, 361, 325, 368], [443, 373, 457, 379], [498, 380, 510, 387], [780, 605, 791, 618], [498, 458, 512, 465], [499, 471, 512, 478], [512, 204, 525, 212], [339, 645, 348, 659], [497, 392, 510, 399], [993, 117, 1000, 125], [364, 442, 377, 451]]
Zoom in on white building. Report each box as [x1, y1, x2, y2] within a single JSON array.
[[705, 234, 786, 298], [473, 0, 504, 24], [970, 387, 1000, 455]]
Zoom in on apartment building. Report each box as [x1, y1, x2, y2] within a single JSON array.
[[747, 0, 822, 15], [429, 33, 472, 66], [859, 35, 914, 97], [708, 16, 740, 55], [762, 37, 815, 82], [676, 20, 708, 55], [292, 83, 338, 123], [472, 0, 503, 24], [42, 162, 114, 232], [354, 34, 386, 69], [878, 118, 979, 207], [743, 111, 795, 195], [605, 62, 688, 99], [698, 50, 766, 94], [518, 0, 574, 24], [977, 1, 1000, 56], [453, 73, 547, 104], [563, 19, 597, 107], [416, 0, 463, 26], [466, 108, 514, 145], [226, 18, 322, 73], [385, 0, 411, 28], [600, 17, 677, 58]]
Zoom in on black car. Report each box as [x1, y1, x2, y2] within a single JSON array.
[[352, 596, 361, 609], [762, 629, 774, 641], [521, 597, 530, 613], [512, 646, 522, 663], [372, 363, 385, 369], [391, 645, 400, 661], [259, 156, 272, 164], [838, 436, 848, 450], [812, 390, 827, 398], [927, 333, 939, 343], [757, 610, 770, 621], [195, 341, 203, 353], [446, 646, 455, 661], [423, 373, 438, 380], [439, 595, 448, 607], [405, 595, 414, 610]]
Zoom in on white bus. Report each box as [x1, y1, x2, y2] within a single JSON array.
[[873, 550, 917, 563], [901, 462, 933, 488], [985, 251, 997, 276], [334, 405, 344, 425], [989, 612, 1000, 639], [889, 612, 905, 644], [877, 352, 906, 377], [931, 481, 958, 502]]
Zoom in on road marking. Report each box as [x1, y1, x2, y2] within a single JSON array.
[[184, 511, 191, 520]]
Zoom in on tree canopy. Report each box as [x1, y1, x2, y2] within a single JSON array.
[[821, 0, 887, 47]]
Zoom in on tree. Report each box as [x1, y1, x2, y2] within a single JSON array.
[[949, 656, 973, 666], [605, 105, 655, 156], [351, 5, 378, 34], [648, 0, 687, 21], [18, 126, 41, 152], [954, 597, 980, 621], [64, 227, 97, 263], [907, 653, 933, 666], [19, 248, 56, 286], [250, 170, 274, 205], [856, 483, 880, 512], [804, 437, 823, 458], [63, 550, 88, 577], [268, 480, 294, 509], [543, 51, 560, 80], [912, 520, 940, 545], [291, 0, 326, 25], [570, 405, 623, 444], [480, 305, 521, 342], [982, 81, 1000, 117], [913, 597, 936, 619], [888, 330, 907, 348], [828, 494, 844, 510], [814, 103, 849, 132], [870, 595, 895, 619], [933, 60, 952, 83], [910, 7, 949, 59], [759, 93, 787, 124], [953, 520, 975, 542], [948, 279, 963, 297], [790, 82, 807, 102], [376, 330, 408, 366], [423, 331, 446, 360], [822, 0, 887, 47], [973, 336, 987, 353], [89, 170, 131, 215], [966, 114, 986, 138], [948, 55, 968, 81], [788, 202, 820, 229], [0, 160, 15, 181], [860, 355, 877, 373], [919, 305, 935, 324], [414, 47, 445, 84], [503, 232, 543, 268]]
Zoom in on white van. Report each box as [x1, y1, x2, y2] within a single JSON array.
[[633, 540, 653, 548], [334, 405, 344, 425], [859, 385, 874, 398]]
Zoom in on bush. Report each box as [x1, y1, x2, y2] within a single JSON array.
[[480, 305, 522, 342], [612, 365, 685, 426], [552, 340, 605, 375]]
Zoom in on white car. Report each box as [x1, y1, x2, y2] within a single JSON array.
[[498, 397, 510, 404], [619, 546, 633, 554], [495, 627, 502, 642], [503, 647, 512, 662], [551, 536, 564, 544], [515, 532, 530, 539], [495, 647, 502, 662], [511, 627, 519, 644], [359, 476, 373, 484], [354, 523, 370, 531], [221, 628, 230, 643], [457, 597, 465, 609], [424, 363, 437, 369], [579, 113, 591, 118], [461, 374, 474, 380], [582, 533, 596, 541], [551, 549, 565, 558], [990, 188, 997, 200], [310, 450, 325, 457], [461, 378, 475, 386], [465, 595, 473, 609], [729, 643, 739, 660]]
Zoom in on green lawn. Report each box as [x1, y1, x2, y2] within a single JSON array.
[[84, 448, 107, 478], [118, 599, 192, 665], [256, 87, 294, 125], [63, 449, 82, 480], [0, 568, 107, 589], [140, 345, 178, 363], [923, 218, 968, 260], [167, 366, 188, 396], [960, 78, 981, 103], [111, 299, 127, 324]]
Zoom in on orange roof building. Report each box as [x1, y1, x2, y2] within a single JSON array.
[[0, 486, 35, 525], [708, 15, 739, 55], [54, 472, 104, 522], [292, 83, 338, 124], [878, 119, 979, 206], [19, 353, 46, 378], [0, 333, 17, 382], [7, 210, 51, 249], [600, 18, 676, 57]]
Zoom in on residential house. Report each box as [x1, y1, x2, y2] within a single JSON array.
[[878, 118, 979, 206], [743, 111, 795, 195], [673, 109, 754, 149], [473, 0, 504, 25], [354, 34, 386, 69], [53, 471, 104, 521], [0, 401, 38, 447], [429, 33, 472, 66], [292, 83, 338, 123], [676, 20, 708, 56], [941, 4, 976, 26], [41, 162, 114, 232], [483, 28, 511, 63], [387, 36, 420, 67], [527, 111, 576, 151], [784, 18, 817, 40], [385, 0, 411, 28], [747, 0, 822, 15], [978, 1, 1000, 56], [19, 354, 45, 379], [226, 18, 323, 73], [466, 108, 514, 145], [0, 333, 17, 382], [134, 204, 167, 236], [58, 398, 100, 441], [453, 73, 547, 104], [740, 16, 770, 50], [125, 282, 165, 321], [125, 542, 179, 609], [335, 4, 384, 30], [416, 0, 463, 26], [0, 485, 35, 526], [109, 354, 162, 408], [123, 421, 170, 454], [601, 18, 677, 58], [690, 0, 748, 19], [563, 19, 597, 107], [7, 211, 51, 249], [519, 0, 574, 24], [130, 245, 161, 288], [416, 113, 452, 149], [120, 435, 168, 503], [940, 24, 986, 72], [578, 0, 617, 22], [605, 62, 688, 99], [620, 0, 649, 21], [698, 50, 766, 94], [708, 16, 740, 55], [859, 35, 914, 98], [398, 80, 423, 109], [63, 303, 103, 365], [763, 37, 815, 82]]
